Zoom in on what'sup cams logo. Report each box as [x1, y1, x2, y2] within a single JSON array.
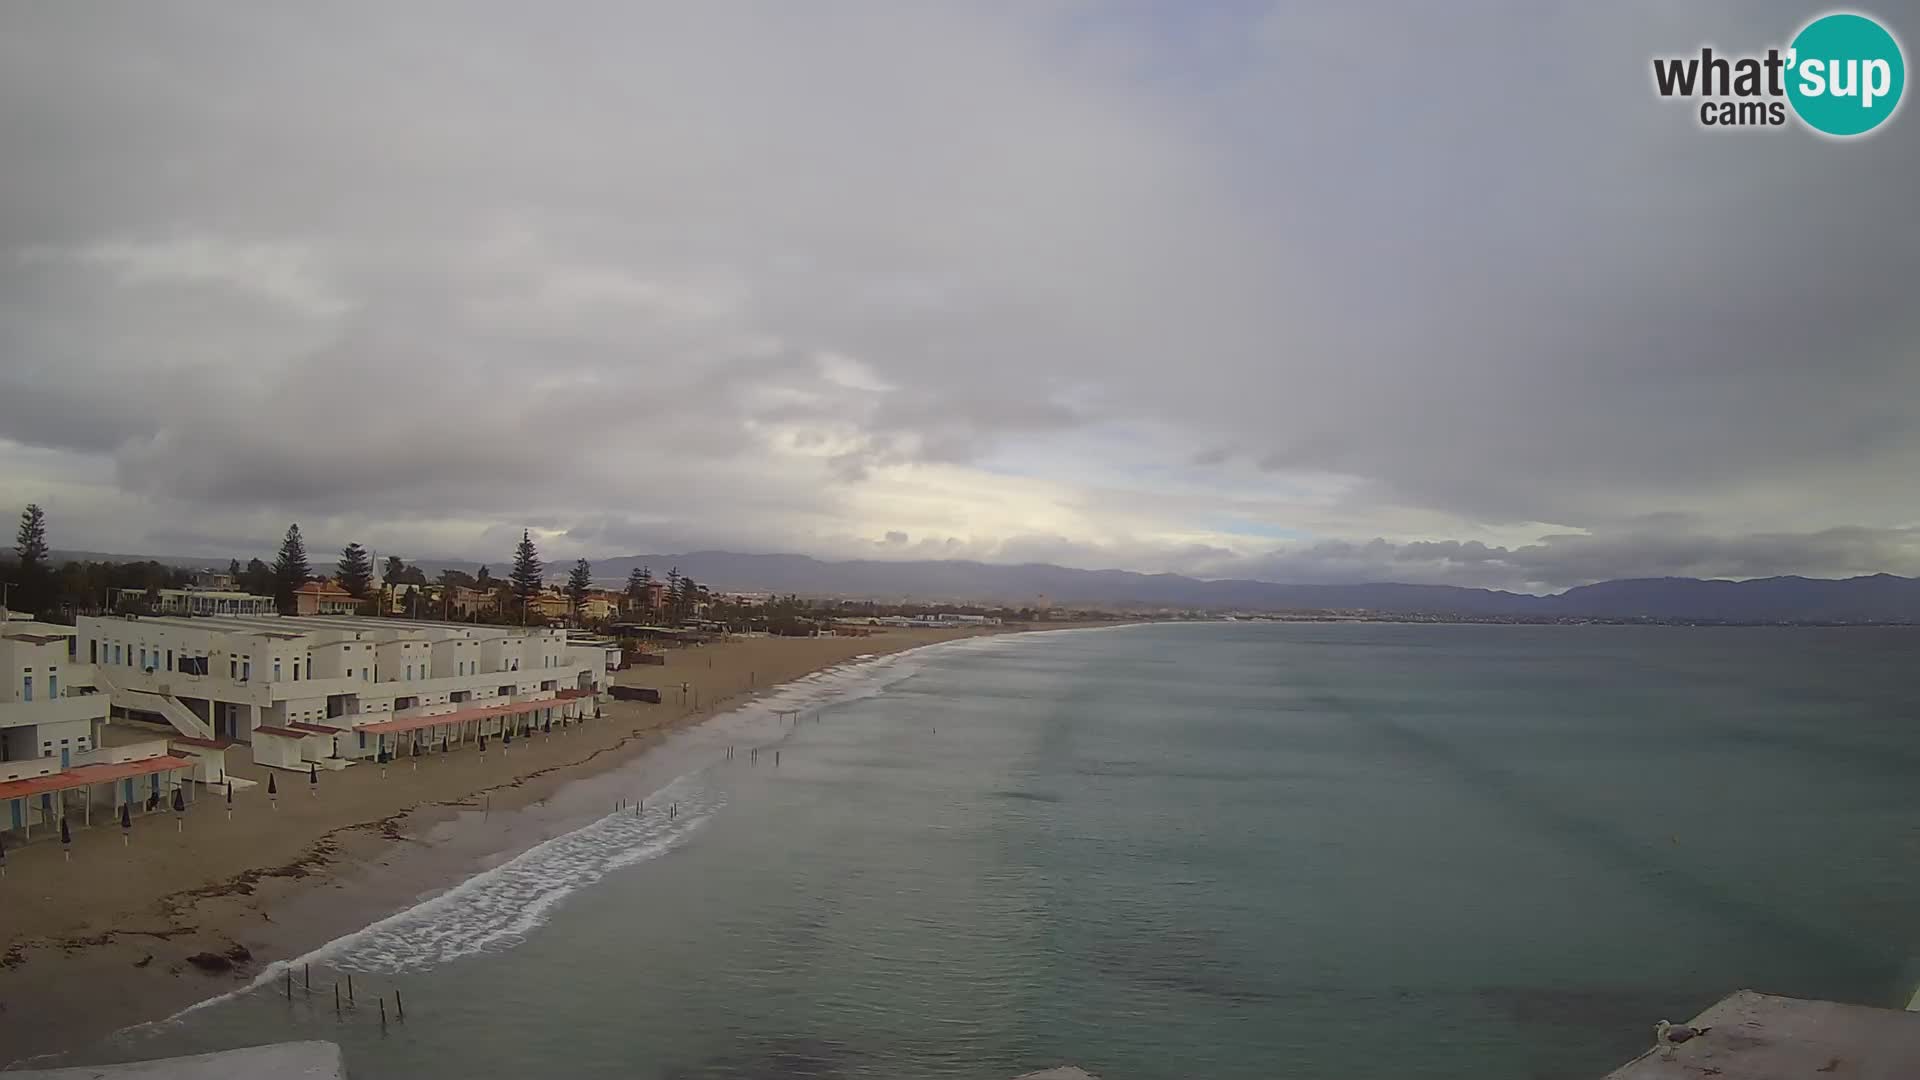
[[1653, 10, 1905, 136]]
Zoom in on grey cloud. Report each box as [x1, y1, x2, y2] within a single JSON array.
[[1218, 527, 1920, 592], [0, 3, 1915, 586]]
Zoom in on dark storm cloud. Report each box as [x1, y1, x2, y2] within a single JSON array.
[[0, 2, 1915, 586]]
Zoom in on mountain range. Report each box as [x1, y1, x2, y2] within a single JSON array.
[[28, 548, 1920, 623], [581, 553, 1920, 622]]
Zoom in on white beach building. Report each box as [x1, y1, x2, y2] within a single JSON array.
[[2, 619, 196, 837], [71, 613, 612, 765]]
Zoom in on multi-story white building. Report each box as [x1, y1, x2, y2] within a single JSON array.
[[73, 613, 617, 759], [1, 620, 109, 779]]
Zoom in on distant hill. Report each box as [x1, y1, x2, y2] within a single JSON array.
[[17, 548, 1920, 623], [574, 552, 1920, 623]]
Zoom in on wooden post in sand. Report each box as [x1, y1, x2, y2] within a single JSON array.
[[305, 963, 311, 991], [334, 983, 341, 1017], [347, 972, 354, 1005]]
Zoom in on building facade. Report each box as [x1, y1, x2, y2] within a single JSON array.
[[294, 581, 360, 615], [73, 613, 610, 754], [1, 621, 109, 782], [117, 588, 278, 617]]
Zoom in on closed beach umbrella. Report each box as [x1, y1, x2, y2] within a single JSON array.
[[309, 763, 318, 795], [173, 787, 186, 831], [0, 834, 7, 876], [121, 802, 132, 844], [441, 736, 449, 754], [504, 729, 512, 749], [479, 734, 487, 753], [60, 816, 72, 857]]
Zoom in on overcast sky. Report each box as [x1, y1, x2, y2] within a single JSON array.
[[2, 2, 1916, 592]]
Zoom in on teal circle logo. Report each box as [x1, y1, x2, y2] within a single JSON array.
[[1787, 12, 1905, 136]]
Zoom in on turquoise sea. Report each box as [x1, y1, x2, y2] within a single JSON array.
[[74, 623, 1920, 1078]]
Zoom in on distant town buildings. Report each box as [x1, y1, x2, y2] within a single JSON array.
[[294, 580, 359, 616]]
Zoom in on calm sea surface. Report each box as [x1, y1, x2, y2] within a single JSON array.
[[81, 623, 1920, 1078]]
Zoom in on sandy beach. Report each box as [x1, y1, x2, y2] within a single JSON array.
[[0, 625, 1050, 1064]]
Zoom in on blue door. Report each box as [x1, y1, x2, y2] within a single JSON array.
[[123, 778, 134, 804], [60, 747, 70, 768], [9, 799, 19, 829]]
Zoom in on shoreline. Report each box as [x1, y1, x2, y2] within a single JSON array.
[[0, 623, 1112, 1065]]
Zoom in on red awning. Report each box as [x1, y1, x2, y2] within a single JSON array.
[[0, 755, 194, 802], [253, 726, 314, 739], [355, 696, 576, 738], [554, 688, 592, 700]]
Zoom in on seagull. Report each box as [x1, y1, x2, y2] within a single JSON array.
[[1654, 1020, 1711, 1058]]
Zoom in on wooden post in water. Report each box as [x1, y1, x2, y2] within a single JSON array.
[[305, 963, 311, 990], [379, 997, 388, 1030], [284, 970, 292, 999], [395, 989, 404, 1019], [334, 983, 341, 1017], [347, 972, 354, 1005]]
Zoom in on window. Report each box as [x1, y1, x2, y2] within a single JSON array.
[[114, 644, 122, 665], [22, 676, 32, 702], [140, 648, 147, 669], [167, 649, 173, 670], [230, 658, 238, 679], [406, 664, 414, 681], [242, 661, 251, 681], [49, 674, 58, 697], [293, 661, 300, 682], [89, 640, 98, 663]]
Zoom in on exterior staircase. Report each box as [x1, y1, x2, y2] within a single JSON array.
[[94, 669, 216, 741]]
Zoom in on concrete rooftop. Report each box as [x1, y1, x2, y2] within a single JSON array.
[[1604, 989, 1920, 1080]]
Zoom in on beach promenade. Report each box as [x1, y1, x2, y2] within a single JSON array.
[[0, 626, 1014, 1063]]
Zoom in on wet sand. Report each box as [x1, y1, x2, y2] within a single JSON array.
[[0, 626, 1054, 1064]]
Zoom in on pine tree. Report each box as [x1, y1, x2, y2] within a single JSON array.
[[272, 524, 311, 614], [509, 530, 543, 618], [338, 543, 374, 598], [10, 503, 52, 614], [567, 558, 593, 614], [15, 504, 49, 569], [664, 567, 681, 625], [243, 558, 273, 595], [475, 564, 493, 589], [383, 555, 406, 584], [679, 575, 699, 620], [227, 558, 242, 579]]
